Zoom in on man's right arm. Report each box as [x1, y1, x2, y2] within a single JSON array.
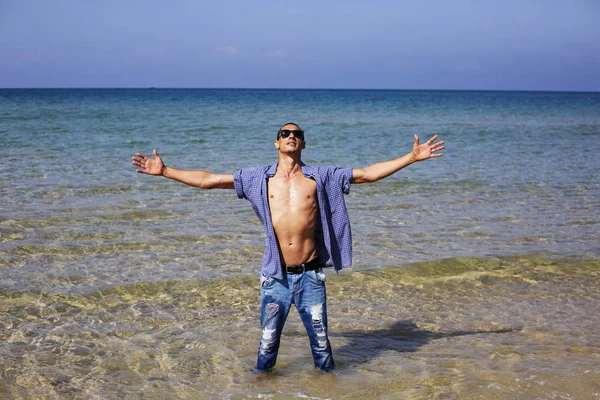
[[132, 149, 235, 189], [162, 167, 234, 189]]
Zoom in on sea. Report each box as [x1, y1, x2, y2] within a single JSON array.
[[1, 89, 599, 399]]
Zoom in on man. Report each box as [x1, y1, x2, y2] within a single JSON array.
[[131, 122, 444, 373]]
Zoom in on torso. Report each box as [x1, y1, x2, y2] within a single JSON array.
[[267, 170, 318, 265]]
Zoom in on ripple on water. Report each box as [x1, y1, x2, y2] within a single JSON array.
[[0, 255, 598, 398]]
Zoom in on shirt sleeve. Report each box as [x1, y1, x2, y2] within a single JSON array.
[[233, 169, 247, 199], [333, 167, 353, 195]]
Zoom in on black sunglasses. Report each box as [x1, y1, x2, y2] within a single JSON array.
[[278, 129, 304, 140]]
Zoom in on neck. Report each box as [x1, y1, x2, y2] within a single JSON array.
[[276, 153, 303, 177]]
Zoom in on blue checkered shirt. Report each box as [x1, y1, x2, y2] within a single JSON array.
[[233, 162, 353, 279]]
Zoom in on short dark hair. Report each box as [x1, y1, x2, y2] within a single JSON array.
[[277, 122, 302, 138]]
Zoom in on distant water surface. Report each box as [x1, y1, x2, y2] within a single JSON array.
[[1, 89, 599, 399]]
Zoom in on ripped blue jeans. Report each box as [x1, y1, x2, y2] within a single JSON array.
[[255, 268, 334, 372]]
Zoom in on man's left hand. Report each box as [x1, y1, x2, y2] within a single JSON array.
[[412, 134, 445, 161]]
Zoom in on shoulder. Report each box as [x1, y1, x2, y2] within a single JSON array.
[[235, 165, 270, 178], [233, 165, 270, 198], [239, 165, 270, 173], [312, 165, 352, 178], [308, 165, 353, 194]]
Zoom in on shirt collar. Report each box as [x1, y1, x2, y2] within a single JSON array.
[[266, 162, 278, 177], [265, 161, 314, 178]]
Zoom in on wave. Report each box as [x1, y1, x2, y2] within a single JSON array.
[[360, 254, 600, 287], [1, 254, 597, 297]]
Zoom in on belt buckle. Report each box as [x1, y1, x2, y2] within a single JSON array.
[[286, 264, 304, 274]]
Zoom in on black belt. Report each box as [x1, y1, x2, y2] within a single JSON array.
[[285, 258, 325, 274]]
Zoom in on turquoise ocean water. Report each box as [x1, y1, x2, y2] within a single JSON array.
[[1, 89, 599, 399]]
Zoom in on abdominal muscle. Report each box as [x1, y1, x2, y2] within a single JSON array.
[[268, 174, 319, 265]]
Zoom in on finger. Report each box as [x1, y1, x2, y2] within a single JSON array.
[[414, 134, 420, 145], [427, 135, 439, 144], [136, 153, 147, 159], [153, 149, 160, 158]]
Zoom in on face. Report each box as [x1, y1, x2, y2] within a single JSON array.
[[275, 123, 305, 153]]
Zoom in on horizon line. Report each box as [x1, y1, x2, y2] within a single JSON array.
[[1, 87, 599, 94]]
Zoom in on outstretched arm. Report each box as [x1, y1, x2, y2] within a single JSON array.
[[132, 149, 234, 189], [352, 134, 444, 184]]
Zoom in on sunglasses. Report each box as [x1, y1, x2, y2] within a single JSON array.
[[278, 129, 304, 140]]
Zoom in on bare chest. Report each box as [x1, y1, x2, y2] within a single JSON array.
[[267, 174, 317, 210]]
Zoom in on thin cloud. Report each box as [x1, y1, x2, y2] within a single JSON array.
[[217, 45, 238, 55], [268, 50, 287, 59]]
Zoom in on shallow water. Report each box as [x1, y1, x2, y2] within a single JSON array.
[[1, 256, 599, 399], [1, 89, 599, 398]]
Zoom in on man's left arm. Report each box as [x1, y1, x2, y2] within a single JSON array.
[[352, 134, 444, 184]]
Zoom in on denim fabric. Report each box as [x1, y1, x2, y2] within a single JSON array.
[[255, 268, 335, 372]]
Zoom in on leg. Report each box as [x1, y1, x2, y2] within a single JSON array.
[[296, 269, 335, 371], [255, 274, 292, 373]]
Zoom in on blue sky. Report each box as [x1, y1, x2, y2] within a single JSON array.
[[1, 0, 599, 91]]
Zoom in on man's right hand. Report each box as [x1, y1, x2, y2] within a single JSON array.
[[132, 149, 164, 175]]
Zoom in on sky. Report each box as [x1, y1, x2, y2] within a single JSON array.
[[1, 0, 599, 91]]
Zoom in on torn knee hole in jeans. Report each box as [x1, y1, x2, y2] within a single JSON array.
[[259, 328, 277, 355], [265, 303, 279, 318], [310, 304, 328, 348], [259, 303, 280, 355], [310, 304, 323, 323], [313, 324, 328, 349]]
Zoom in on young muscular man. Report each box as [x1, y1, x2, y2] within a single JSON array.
[[132, 123, 444, 373]]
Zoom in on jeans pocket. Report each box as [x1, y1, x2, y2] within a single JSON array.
[[314, 268, 326, 285], [260, 274, 273, 288]]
